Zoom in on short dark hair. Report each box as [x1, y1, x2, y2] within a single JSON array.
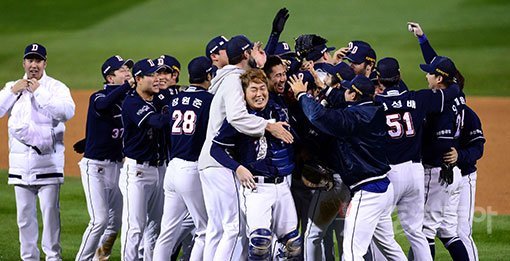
[[240, 68, 268, 92], [263, 55, 284, 76], [378, 76, 400, 88]]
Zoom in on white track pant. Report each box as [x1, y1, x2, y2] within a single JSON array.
[[76, 158, 122, 261], [200, 167, 246, 261], [458, 172, 478, 261], [423, 166, 462, 239], [388, 161, 432, 261], [342, 183, 406, 261], [153, 158, 207, 261], [119, 158, 164, 261], [15, 184, 61, 261]]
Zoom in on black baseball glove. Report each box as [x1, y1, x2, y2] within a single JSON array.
[[301, 162, 335, 191], [272, 7, 290, 35], [73, 138, 86, 154], [294, 34, 327, 62], [439, 163, 454, 186]]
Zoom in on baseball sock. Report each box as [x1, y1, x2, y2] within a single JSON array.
[[439, 237, 470, 261], [427, 238, 435, 260]]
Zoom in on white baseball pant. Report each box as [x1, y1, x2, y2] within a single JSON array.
[[153, 158, 207, 261], [241, 176, 298, 239], [458, 172, 478, 261], [423, 166, 462, 239], [15, 184, 61, 261], [119, 158, 165, 261], [387, 161, 432, 261], [76, 158, 122, 261], [342, 183, 406, 261], [200, 167, 246, 261]]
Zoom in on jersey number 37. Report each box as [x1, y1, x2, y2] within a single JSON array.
[[172, 110, 197, 135]]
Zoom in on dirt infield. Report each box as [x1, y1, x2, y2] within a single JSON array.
[[1, 91, 509, 214]]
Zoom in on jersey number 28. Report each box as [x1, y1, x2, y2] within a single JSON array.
[[172, 110, 197, 135], [386, 112, 415, 139]]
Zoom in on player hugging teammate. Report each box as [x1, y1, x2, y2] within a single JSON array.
[[58, 7, 487, 261]]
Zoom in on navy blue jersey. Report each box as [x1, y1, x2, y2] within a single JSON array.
[[457, 105, 485, 175], [169, 86, 213, 161], [122, 89, 169, 162], [211, 100, 295, 178], [422, 92, 466, 167], [84, 83, 131, 162], [299, 94, 391, 191], [374, 82, 460, 164]]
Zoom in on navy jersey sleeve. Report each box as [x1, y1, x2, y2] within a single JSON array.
[[298, 94, 358, 137], [323, 87, 346, 108], [93, 82, 131, 112], [457, 107, 485, 166], [418, 34, 438, 64], [211, 120, 242, 171]]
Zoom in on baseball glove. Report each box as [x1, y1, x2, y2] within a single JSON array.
[[73, 138, 86, 154], [294, 34, 327, 62], [439, 163, 454, 186], [301, 162, 335, 191]]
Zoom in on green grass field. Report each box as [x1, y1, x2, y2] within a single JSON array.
[[1, 0, 509, 95], [0, 173, 509, 260]]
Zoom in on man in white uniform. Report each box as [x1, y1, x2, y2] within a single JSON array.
[[0, 43, 75, 261]]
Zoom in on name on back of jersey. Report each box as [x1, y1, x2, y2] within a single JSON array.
[[382, 99, 416, 111], [172, 96, 203, 109]]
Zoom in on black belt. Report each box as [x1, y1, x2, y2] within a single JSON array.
[[136, 159, 166, 167], [9, 173, 63, 179], [253, 176, 285, 184]]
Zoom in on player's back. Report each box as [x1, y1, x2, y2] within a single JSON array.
[[169, 86, 213, 162], [375, 82, 448, 165]]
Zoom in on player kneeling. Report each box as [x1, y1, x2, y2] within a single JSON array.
[[210, 69, 301, 260]]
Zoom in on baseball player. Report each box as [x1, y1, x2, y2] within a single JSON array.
[[344, 41, 377, 77], [419, 56, 470, 260], [75, 55, 134, 261], [119, 58, 169, 261], [205, 35, 229, 77], [289, 74, 406, 260], [0, 43, 75, 260], [153, 56, 214, 261], [373, 57, 462, 260], [155, 54, 181, 95], [444, 105, 485, 261], [210, 68, 301, 260], [198, 35, 293, 260], [407, 22, 472, 260]]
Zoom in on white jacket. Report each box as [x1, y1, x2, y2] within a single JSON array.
[[198, 65, 268, 170], [0, 71, 75, 185]]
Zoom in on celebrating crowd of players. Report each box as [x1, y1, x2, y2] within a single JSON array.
[[1, 7, 485, 261]]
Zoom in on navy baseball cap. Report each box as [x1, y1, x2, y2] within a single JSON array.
[[24, 43, 47, 60], [342, 75, 375, 98], [188, 56, 213, 82], [226, 35, 254, 59], [345, 41, 376, 64], [322, 62, 356, 81], [101, 55, 134, 78], [274, 41, 296, 57], [376, 57, 400, 80], [155, 55, 181, 73], [206, 35, 229, 56], [132, 58, 159, 77], [420, 56, 457, 79]]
